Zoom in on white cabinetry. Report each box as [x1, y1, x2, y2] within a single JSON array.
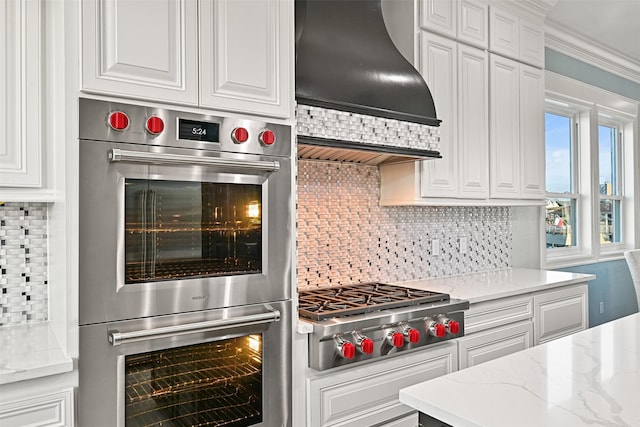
[[420, 0, 488, 49], [0, 389, 74, 427], [82, 0, 292, 118], [0, 0, 42, 188], [307, 342, 457, 427], [489, 54, 545, 199], [489, 4, 544, 67], [458, 295, 533, 368], [534, 284, 588, 345]]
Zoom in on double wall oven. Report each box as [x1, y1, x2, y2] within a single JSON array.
[[78, 99, 293, 427]]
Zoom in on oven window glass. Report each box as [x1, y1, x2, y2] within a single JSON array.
[[125, 335, 263, 426], [124, 179, 262, 284]]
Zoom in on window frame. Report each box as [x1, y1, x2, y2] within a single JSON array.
[[543, 73, 638, 268]]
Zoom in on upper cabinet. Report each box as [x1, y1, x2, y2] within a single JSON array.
[[489, 4, 544, 67], [420, 0, 488, 49], [82, 0, 293, 119], [0, 0, 43, 189]]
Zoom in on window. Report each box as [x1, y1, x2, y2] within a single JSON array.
[[544, 74, 637, 266], [545, 111, 578, 249]]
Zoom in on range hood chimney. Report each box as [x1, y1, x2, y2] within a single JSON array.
[[295, 0, 442, 165]]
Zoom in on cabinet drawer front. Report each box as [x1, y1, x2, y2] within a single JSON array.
[[308, 343, 457, 427], [0, 389, 73, 427], [465, 295, 532, 334], [534, 285, 588, 344], [458, 321, 533, 369]]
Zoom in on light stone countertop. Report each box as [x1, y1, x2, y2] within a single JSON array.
[[0, 322, 73, 384], [394, 268, 595, 303], [399, 311, 640, 427]]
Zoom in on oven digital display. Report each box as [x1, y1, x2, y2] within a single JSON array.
[[178, 119, 220, 142]]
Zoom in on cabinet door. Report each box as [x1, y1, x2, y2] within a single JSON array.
[[308, 343, 457, 427], [534, 285, 588, 345], [0, 389, 74, 427], [199, 0, 293, 118], [489, 54, 520, 198], [419, 33, 458, 197], [519, 17, 544, 67], [458, 44, 489, 198], [82, 0, 198, 105], [489, 6, 518, 60], [420, 0, 456, 38], [0, 0, 42, 187], [519, 65, 545, 198], [458, 321, 533, 369], [458, 0, 488, 49]]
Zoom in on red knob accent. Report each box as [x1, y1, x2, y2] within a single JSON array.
[[341, 342, 356, 359], [391, 332, 404, 348], [232, 127, 249, 143], [108, 111, 129, 131], [360, 338, 374, 354], [434, 323, 447, 338], [407, 328, 420, 343], [448, 320, 460, 335], [259, 129, 276, 146], [145, 116, 164, 135]]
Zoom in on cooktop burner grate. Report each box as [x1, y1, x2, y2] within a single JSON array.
[[298, 283, 450, 321]]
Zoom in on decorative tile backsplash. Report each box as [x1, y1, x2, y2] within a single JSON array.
[[0, 202, 49, 326], [297, 160, 512, 289]]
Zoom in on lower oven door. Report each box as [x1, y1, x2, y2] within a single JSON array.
[[78, 301, 291, 427]]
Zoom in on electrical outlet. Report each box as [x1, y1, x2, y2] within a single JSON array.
[[600, 301, 605, 314], [460, 237, 468, 254], [432, 239, 440, 256]]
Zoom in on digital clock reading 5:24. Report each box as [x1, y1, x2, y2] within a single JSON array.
[[178, 119, 220, 142]]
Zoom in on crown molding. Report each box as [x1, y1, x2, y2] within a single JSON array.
[[545, 21, 640, 84]]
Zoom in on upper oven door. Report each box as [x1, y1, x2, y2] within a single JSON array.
[[79, 140, 292, 325]]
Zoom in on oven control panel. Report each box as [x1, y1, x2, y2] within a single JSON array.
[[309, 310, 465, 371], [80, 98, 292, 158]]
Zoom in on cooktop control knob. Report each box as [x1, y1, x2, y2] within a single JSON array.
[[108, 111, 129, 131], [405, 328, 420, 343], [425, 318, 447, 338], [388, 331, 405, 348], [338, 341, 356, 359], [352, 332, 374, 354], [439, 316, 461, 335]]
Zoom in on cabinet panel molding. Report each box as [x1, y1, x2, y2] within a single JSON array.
[[458, 0, 488, 48], [458, 321, 533, 369], [0, 388, 74, 427], [534, 284, 588, 345]]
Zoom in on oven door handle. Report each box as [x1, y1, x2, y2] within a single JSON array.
[[108, 309, 280, 346], [108, 148, 280, 172]]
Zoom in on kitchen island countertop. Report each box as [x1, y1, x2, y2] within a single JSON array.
[[399, 311, 640, 426], [394, 268, 595, 303]]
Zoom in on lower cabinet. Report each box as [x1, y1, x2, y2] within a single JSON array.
[[534, 284, 588, 344], [458, 321, 533, 369], [0, 388, 74, 427], [307, 342, 458, 427]]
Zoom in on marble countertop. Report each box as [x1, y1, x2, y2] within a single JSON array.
[[399, 312, 640, 427], [394, 268, 595, 303], [0, 322, 73, 384]]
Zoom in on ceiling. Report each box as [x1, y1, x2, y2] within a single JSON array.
[[545, 0, 640, 64]]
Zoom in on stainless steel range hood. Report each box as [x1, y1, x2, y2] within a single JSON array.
[[295, 0, 442, 164]]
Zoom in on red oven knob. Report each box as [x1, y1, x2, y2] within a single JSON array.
[[405, 328, 420, 343], [108, 111, 129, 131], [339, 341, 356, 359], [389, 331, 404, 348], [360, 338, 375, 354], [232, 127, 249, 144], [259, 129, 276, 146], [145, 116, 165, 135], [426, 318, 447, 338], [448, 320, 461, 335]]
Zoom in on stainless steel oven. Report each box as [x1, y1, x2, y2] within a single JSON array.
[[78, 98, 293, 325], [78, 99, 293, 426], [79, 301, 291, 427]]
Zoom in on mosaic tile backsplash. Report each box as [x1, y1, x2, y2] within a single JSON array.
[[0, 202, 48, 326], [297, 161, 512, 289]]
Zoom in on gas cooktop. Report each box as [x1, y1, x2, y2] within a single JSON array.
[[298, 282, 450, 321]]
